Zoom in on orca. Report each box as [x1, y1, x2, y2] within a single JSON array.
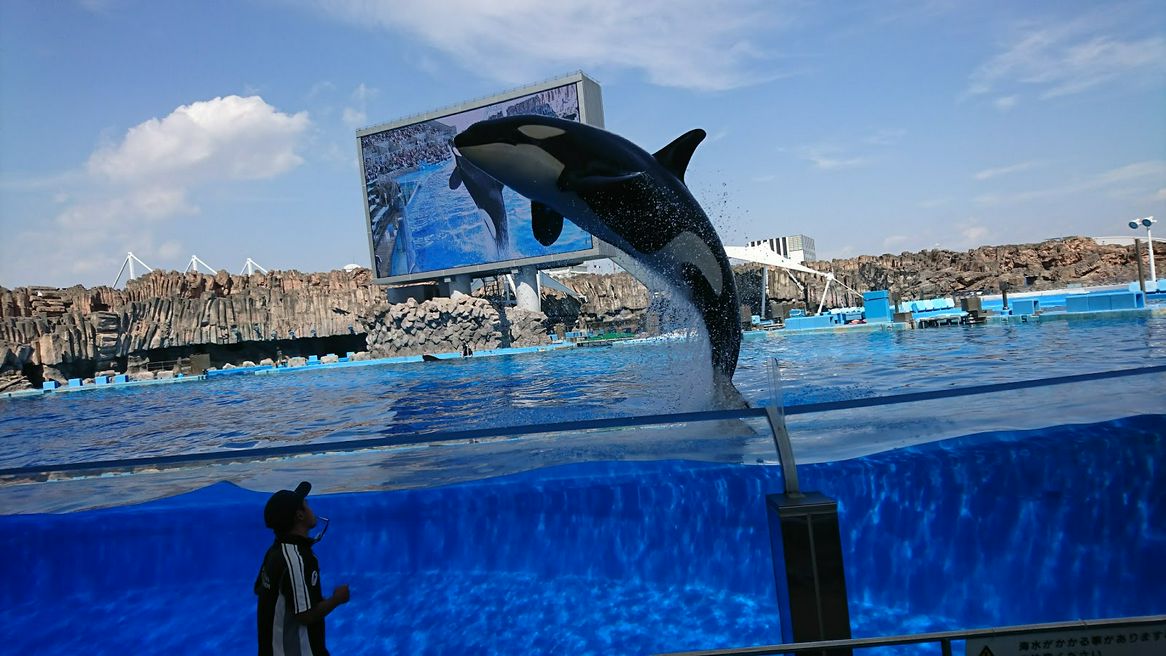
[[453, 116, 742, 386], [449, 145, 509, 257]]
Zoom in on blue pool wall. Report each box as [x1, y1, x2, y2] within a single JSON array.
[[1, 413, 1163, 649], [802, 413, 1165, 627]]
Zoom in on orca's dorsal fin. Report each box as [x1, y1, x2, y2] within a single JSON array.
[[531, 201, 564, 246], [653, 129, 706, 183]]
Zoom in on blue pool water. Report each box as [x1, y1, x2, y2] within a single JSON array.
[[3, 314, 1164, 469], [1, 314, 1165, 654]]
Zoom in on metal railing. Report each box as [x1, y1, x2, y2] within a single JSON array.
[[657, 615, 1166, 655], [0, 406, 788, 483], [4, 363, 1163, 486]]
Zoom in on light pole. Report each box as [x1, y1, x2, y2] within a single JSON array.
[[1128, 216, 1156, 285]]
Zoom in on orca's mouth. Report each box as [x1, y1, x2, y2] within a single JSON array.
[[453, 123, 503, 150], [452, 131, 476, 149]]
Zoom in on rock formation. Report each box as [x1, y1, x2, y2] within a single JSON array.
[[2, 269, 386, 385], [361, 295, 549, 358], [738, 236, 1160, 313], [1, 237, 1159, 390]]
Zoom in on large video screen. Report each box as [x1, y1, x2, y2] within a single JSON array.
[[360, 82, 595, 281]]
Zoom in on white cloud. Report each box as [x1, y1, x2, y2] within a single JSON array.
[[863, 128, 906, 146], [993, 95, 1018, 111], [3, 96, 310, 287], [341, 83, 376, 129], [0, 169, 85, 192], [1156, 188, 1166, 201], [967, 17, 1166, 100], [883, 235, 911, 249], [803, 148, 866, 171], [307, 80, 336, 99], [794, 128, 901, 172], [1092, 161, 1166, 187], [961, 225, 989, 243], [342, 107, 367, 129], [974, 160, 1041, 181], [976, 159, 1165, 206], [55, 187, 196, 230], [88, 95, 309, 184], [304, 0, 790, 91], [157, 240, 185, 260]]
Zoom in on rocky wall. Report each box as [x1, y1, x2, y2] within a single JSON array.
[[2, 237, 1158, 388], [362, 295, 550, 358], [789, 236, 1156, 305]]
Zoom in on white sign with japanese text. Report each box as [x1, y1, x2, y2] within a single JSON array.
[[966, 623, 1166, 656]]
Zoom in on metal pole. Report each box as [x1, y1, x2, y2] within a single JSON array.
[[1135, 238, 1146, 293], [1148, 226, 1157, 283], [765, 405, 800, 497], [113, 255, 130, 288], [816, 277, 831, 315], [128, 252, 153, 273], [761, 267, 768, 320]]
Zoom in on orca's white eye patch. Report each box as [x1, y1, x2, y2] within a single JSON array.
[[518, 125, 566, 140]]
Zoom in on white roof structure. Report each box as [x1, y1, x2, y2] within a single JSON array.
[[725, 244, 861, 315], [724, 245, 824, 277]]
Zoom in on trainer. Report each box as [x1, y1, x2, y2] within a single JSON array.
[[255, 481, 349, 656]]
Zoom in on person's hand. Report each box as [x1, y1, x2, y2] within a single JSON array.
[[332, 584, 350, 605]]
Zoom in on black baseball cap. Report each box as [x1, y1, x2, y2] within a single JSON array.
[[264, 481, 312, 533]]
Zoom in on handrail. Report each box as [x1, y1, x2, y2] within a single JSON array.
[[4, 364, 1163, 483], [656, 614, 1166, 655], [783, 364, 1166, 416], [0, 407, 769, 481]]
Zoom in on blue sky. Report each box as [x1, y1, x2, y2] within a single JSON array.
[[1, 0, 1163, 288]]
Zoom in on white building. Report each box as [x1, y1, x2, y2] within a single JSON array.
[[747, 234, 816, 263]]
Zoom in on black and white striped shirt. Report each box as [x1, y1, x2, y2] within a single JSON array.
[[255, 535, 327, 656]]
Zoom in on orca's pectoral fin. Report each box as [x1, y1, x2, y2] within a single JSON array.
[[448, 169, 462, 190], [531, 201, 564, 246], [558, 170, 644, 193], [653, 129, 706, 184]]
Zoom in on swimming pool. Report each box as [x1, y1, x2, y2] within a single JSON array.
[[1, 315, 1164, 654]]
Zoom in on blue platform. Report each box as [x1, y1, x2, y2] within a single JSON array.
[[1066, 290, 1145, 313], [1009, 298, 1039, 316], [862, 290, 893, 323]]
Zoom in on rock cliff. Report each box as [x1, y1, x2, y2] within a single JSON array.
[[362, 295, 550, 358], [1, 269, 379, 384], [738, 236, 1159, 313], [2, 237, 1158, 390]]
